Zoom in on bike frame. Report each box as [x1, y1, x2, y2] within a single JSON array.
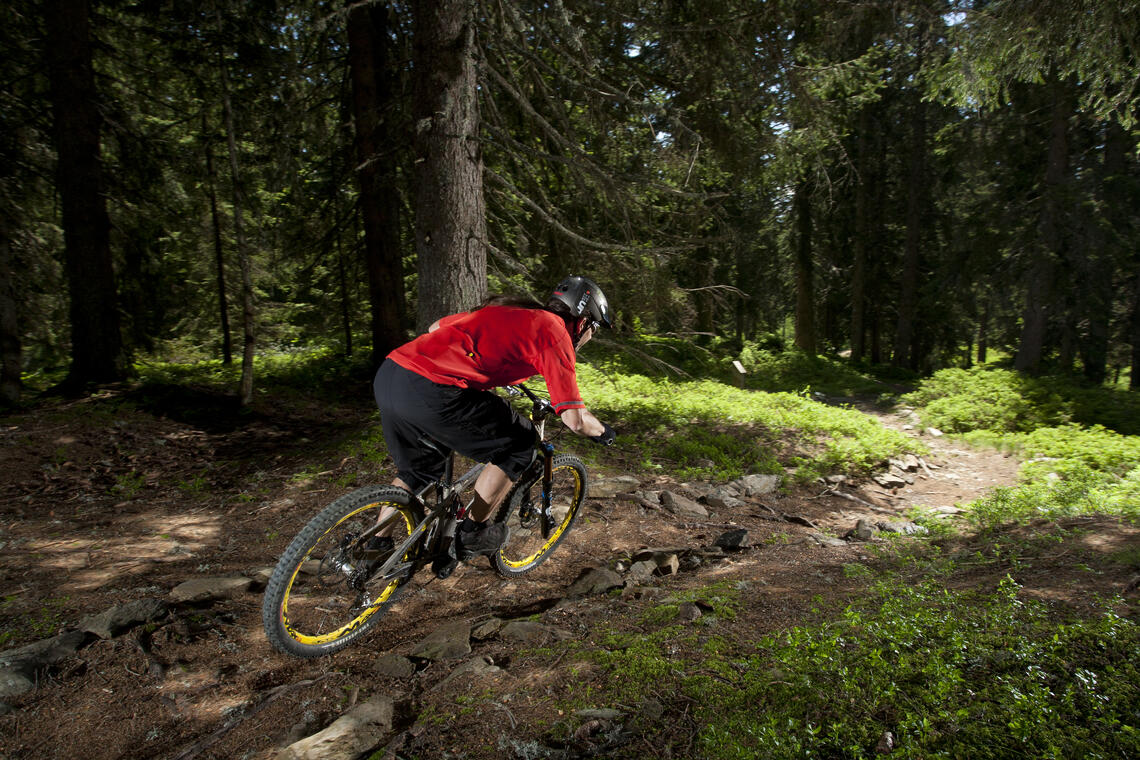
[[359, 382, 557, 584]]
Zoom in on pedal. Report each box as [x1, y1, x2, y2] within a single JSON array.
[[433, 556, 459, 579], [431, 529, 458, 578]]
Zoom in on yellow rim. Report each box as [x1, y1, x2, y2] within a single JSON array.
[[281, 501, 411, 646], [500, 465, 583, 569]]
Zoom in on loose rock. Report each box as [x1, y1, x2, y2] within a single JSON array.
[[809, 533, 848, 548], [0, 669, 35, 700], [374, 654, 416, 679], [677, 602, 703, 622], [876, 520, 928, 536], [80, 598, 168, 639], [628, 560, 657, 583], [872, 473, 908, 489], [731, 474, 779, 497], [436, 656, 502, 690], [410, 620, 471, 661], [0, 630, 89, 697], [471, 617, 504, 641], [565, 566, 623, 598], [703, 488, 745, 510], [844, 519, 875, 542], [713, 528, 751, 551], [660, 491, 708, 518], [500, 621, 573, 644], [277, 695, 394, 760], [169, 576, 253, 604], [591, 475, 640, 498]]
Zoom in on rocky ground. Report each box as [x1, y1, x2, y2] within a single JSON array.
[[1, 388, 1136, 759]]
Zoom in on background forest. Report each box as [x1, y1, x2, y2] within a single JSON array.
[[2, 0, 1140, 403], [3, 3, 1140, 756]]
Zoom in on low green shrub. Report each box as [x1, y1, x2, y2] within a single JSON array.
[[575, 366, 915, 481], [903, 367, 1140, 435], [588, 337, 897, 396], [733, 346, 896, 396], [969, 466, 1140, 528], [574, 578, 1140, 760], [901, 368, 1067, 433], [958, 424, 1140, 526]]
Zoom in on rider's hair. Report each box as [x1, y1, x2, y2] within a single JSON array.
[[477, 293, 584, 340], [477, 294, 543, 310]]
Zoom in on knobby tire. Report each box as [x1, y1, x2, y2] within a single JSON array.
[[261, 486, 417, 658], [493, 454, 588, 577]]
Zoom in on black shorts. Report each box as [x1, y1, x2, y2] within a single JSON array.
[[373, 359, 537, 492]]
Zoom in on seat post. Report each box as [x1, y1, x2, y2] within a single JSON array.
[[441, 451, 454, 488]]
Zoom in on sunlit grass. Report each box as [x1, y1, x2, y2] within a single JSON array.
[[574, 365, 916, 482]]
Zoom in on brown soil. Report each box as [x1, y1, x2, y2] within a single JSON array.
[[1, 387, 1136, 759]]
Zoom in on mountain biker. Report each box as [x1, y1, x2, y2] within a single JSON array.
[[372, 275, 616, 561]]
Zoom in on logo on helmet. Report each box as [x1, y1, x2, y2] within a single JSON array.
[[575, 291, 591, 315]]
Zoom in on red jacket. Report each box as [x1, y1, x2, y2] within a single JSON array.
[[388, 306, 585, 413]]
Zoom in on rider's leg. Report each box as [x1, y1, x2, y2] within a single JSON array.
[[454, 463, 515, 558], [466, 463, 513, 522], [372, 477, 413, 537]]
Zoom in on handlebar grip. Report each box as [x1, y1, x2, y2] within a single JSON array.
[[591, 422, 616, 446]]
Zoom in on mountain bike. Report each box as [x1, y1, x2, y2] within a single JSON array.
[[261, 383, 590, 659]]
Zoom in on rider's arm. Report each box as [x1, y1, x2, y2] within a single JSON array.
[[559, 407, 606, 438]]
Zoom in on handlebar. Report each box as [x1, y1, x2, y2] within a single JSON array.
[[505, 383, 557, 419], [506, 383, 614, 446]]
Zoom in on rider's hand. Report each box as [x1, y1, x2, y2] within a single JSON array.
[[591, 422, 616, 446]]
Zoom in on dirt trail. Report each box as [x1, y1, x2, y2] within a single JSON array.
[[854, 403, 1023, 516], [2, 391, 1132, 760]]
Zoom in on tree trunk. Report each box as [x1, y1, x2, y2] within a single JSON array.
[[44, 0, 125, 389], [346, 0, 405, 363], [205, 129, 233, 366], [1016, 75, 1070, 374], [977, 296, 989, 365], [337, 223, 353, 357], [793, 181, 816, 355], [850, 112, 869, 363], [411, 0, 487, 330], [893, 89, 927, 370], [216, 12, 255, 406], [869, 306, 881, 364], [0, 211, 19, 406], [1131, 270, 1140, 391], [1084, 119, 1131, 385]]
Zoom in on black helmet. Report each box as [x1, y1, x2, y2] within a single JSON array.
[[550, 275, 613, 328]]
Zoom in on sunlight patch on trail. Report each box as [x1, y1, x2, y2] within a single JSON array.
[[27, 512, 226, 591]]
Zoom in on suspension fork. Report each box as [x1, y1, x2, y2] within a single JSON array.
[[539, 441, 555, 537]]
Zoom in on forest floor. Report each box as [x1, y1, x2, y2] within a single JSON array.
[[1, 383, 1137, 759]]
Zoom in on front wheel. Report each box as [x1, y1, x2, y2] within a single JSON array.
[[493, 454, 588, 577], [261, 486, 417, 658]]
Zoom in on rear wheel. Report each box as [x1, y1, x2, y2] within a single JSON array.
[[261, 486, 417, 658], [493, 454, 587, 577]]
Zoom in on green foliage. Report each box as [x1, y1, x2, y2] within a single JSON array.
[[968, 466, 1140, 529], [0, 595, 73, 645], [1010, 425, 1140, 476], [112, 471, 146, 498], [574, 579, 1140, 759], [902, 368, 1140, 435], [904, 368, 1140, 527], [734, 346, 903, 396], [136, 346, 373, 398], [901, 368, 1068, 433], [576, 364, 915, 481], [591, 338, 898, 397], [935, 1, 1140, 128]]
